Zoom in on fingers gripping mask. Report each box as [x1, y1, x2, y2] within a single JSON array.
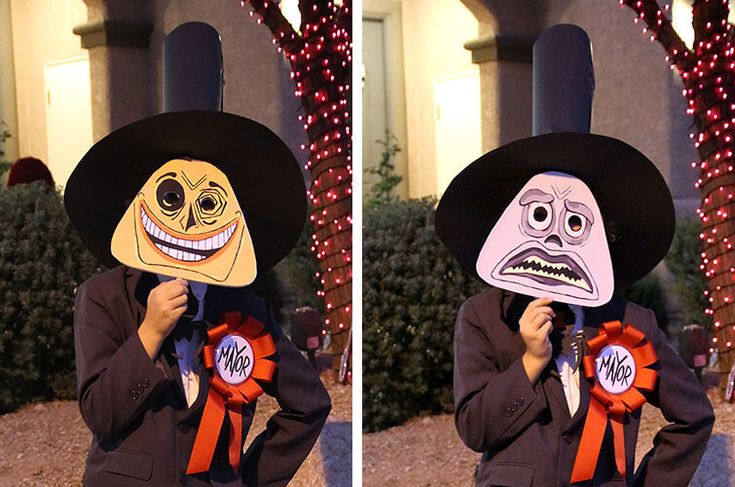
[[111, 159, 257, 287], [476, 172, 614, 306]]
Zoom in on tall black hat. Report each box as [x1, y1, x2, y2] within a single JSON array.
[[64, 23, 306, 273], [435, 25, 674, 291]]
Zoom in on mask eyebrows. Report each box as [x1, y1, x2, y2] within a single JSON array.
[[519, 188, 554, 205], [209, 181, 228, 196], [156, 172, 177, 183], [181, 171, 207, 190], [564, 199, 595, 223]]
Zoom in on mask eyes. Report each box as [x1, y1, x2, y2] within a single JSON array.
[[527, 202, 553, 231], [156, 179, 185, 212], [200, 195, 217, 212], [560, 209, 592, 245], [565, 212, 587, 238], [197, 190, 226, 218]]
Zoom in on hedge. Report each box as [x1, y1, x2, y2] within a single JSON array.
[[0, 182, 100, 412], [665, 217, 711, 332], [363, 198, 484, 432]]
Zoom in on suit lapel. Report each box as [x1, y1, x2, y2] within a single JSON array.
[[126, 268, 192, 407], [125, 267, 149, 325], [500, 290, 573, 422]]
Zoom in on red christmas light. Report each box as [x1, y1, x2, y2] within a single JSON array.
[[237, 0, 352, 355], [617, 0, 735, 388]]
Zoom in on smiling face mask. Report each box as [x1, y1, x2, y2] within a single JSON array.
[[111, 158, 257, 287], [476, 171, 614, 306]]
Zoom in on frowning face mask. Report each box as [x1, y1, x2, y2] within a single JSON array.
[[111, 158, 257, 286], [475, 171, 613, 306]]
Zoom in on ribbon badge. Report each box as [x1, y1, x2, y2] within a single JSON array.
[[570, 321, 659, 484], [186, 311, 276, 475]]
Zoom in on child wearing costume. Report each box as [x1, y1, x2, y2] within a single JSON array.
[[65, 102, 330, 486], [65, 23, 330, 485], [435, 25, 714, 486]]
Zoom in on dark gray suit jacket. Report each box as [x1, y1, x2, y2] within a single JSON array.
[[454, 288, 714, 487], [74, 266, 331, 486]]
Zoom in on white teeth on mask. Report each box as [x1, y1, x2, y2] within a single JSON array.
[[141, 207, 238, 262], [155, 244, 208, 262], [503, 255, 592, 292]]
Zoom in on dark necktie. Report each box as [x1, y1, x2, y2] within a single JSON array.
[[171, 287, 202, 342], [182, 287, 199, 320], [550, 303, 584, 371], [171, 318, 207, 343]]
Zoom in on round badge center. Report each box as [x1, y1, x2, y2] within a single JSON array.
[[594, 344, 636, 394], [214, 334, 254, 385]]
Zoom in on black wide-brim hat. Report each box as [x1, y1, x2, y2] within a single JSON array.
[[65, 110, 306, 272], [435, 132, 675, 290]]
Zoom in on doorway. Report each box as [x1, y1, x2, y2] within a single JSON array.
[[44, 55, 93, 190]]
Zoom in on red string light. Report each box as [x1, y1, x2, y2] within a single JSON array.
[[237, 0, 352, 352], [617, 0, 735, 383]]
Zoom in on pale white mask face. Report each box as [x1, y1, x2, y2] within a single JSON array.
[[476, 171, 614, 306]]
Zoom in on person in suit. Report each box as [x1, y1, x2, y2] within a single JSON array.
[[452, 288, 714, 486], [65, 110, 331, 486], [73, 268, 330, 486], [435, 132, 715, 486]]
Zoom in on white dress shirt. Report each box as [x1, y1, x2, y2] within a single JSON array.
[[157, 275, 207, 407], [554, 304, 584, 416]]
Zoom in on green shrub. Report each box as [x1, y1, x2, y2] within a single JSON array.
[[363, 198, 484, 432], [622, 274, 669, 334], [246, 218, 323, 334], [0, 182, 100, 412], [365, 131, 402, 208], [664, 217, 711, 331], [276, 220, 324, 313]]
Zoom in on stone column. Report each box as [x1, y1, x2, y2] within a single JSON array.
[[464, 35, 535, 152], [74, 0, 153, 141]]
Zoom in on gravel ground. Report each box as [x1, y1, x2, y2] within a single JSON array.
[[363, 387, 734, 486], [0, 370, 351, 487]]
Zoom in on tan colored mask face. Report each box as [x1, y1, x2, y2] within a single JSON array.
[[111, 158, 257, 286]]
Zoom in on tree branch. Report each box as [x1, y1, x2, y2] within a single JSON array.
[[247, 0, 302, 55], [621, 0, 693, 73], [692, 0, 729, 45]]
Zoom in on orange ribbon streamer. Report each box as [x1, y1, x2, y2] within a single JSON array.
[[570, 321, 659, 484], [186, 312, 276, 475]]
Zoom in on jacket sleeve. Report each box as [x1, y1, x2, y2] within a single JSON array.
[[633, 308, 714, 486], [74, 278, 169, 439], [453, 298, 549, 452], [242, 304, 332, 487]]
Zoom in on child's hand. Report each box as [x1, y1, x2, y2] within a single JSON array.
[[138, 279, 188, 358], [519, 297, 555, 383]]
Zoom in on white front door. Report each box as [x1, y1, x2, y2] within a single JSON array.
[[434, 69, 483, 196], [44, 55, 93, 190]]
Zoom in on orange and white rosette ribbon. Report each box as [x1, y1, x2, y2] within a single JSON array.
[[186, 311, 276, 475], [570, 320, 658, 484]]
